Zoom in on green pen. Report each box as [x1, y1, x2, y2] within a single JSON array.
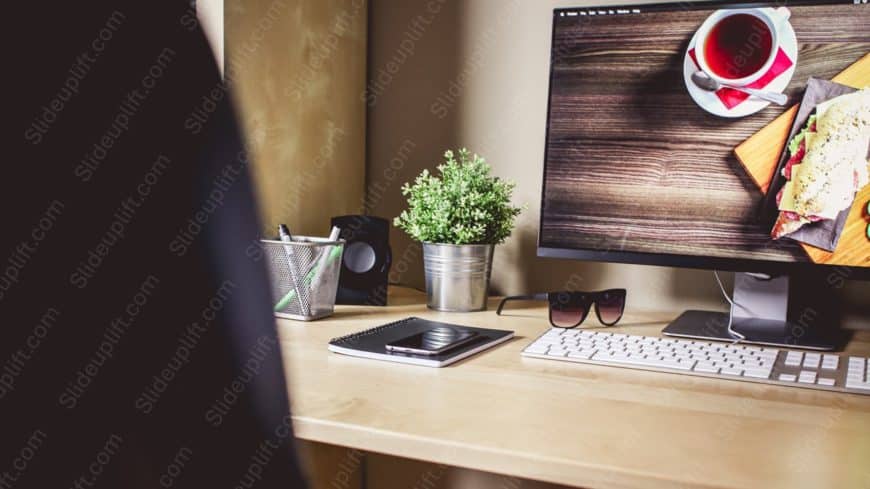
[[274, 228, 343, 312], [865, 201, 869, 240]]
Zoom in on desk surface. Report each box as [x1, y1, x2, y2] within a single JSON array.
[[277, 287, 870, 489]]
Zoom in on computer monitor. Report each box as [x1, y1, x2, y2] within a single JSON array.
[[539, 0, 870, 349]]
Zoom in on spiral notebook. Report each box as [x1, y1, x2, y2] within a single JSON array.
[[327, 317, 514, 367]]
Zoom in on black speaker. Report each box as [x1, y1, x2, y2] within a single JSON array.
[[331, 215, 392, 305]]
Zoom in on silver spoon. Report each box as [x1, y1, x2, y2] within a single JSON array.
[[691, 71, 788, 106]]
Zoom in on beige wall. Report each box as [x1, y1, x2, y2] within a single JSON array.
[[367, 0, 869, 324], [227, 0, 367, 237]]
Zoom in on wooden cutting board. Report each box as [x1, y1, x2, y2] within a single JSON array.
[[734, 53, 870, 267]]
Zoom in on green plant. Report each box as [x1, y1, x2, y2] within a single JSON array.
[[394, 148, 524, 245]]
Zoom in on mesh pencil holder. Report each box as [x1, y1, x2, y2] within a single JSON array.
[[261, 237, 345, 321]]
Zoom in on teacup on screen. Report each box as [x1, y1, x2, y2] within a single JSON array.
[[694, 7, 790, 87]]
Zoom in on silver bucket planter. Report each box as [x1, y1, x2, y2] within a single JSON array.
[[422, 242, 494, 312]]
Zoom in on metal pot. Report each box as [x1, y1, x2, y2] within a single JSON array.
[[422, 242, 494, 312]]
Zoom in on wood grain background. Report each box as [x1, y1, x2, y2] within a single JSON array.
[[541, 3, 870, 263]]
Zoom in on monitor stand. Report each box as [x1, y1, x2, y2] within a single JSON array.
[[661, 272, 849, 351]]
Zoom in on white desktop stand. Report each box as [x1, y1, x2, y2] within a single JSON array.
[[662, 272, 846, 351]]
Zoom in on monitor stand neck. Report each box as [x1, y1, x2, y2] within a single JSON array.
[[661, 272, 848, 351], [732, 272, 788, 322]]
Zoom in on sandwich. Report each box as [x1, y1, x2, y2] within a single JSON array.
[[771, 87, 870, 240]]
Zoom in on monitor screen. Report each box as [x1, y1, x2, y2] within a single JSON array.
[[539, 0, 870, 276]]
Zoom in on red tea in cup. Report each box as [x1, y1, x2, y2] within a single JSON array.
[[703, 13, 773, 80]]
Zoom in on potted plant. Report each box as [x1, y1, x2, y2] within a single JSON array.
[[394, 148, 523, 311]]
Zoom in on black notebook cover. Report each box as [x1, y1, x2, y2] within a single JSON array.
[[327, 317, 514, 367]]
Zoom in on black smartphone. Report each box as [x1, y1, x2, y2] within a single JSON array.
[[385, 327, 479, 356]]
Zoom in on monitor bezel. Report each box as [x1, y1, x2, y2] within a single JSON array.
[[537, 0, 870, 281]]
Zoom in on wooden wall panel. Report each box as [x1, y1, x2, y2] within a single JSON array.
[[226, 0, 367, 237]]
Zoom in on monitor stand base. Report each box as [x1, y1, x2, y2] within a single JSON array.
[[661, 272, 850, 351], [661, 310, 848, 351]]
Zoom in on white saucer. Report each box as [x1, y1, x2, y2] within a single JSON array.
[[683, 9, 798, 118]]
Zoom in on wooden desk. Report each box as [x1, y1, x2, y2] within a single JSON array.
[[277, 287, 870, 489]]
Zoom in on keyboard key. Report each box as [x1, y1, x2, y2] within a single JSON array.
[[798, 371, 817, 384], [779, 374, 797, 382], [694, 362, 720, 373], [784, 351, 803, 367], [759, 356, 779, 366], [817, 377, 836, 387], [721, 367, 743, 376], [845, 379, 870, 390], [568, 351, 593, 360], [744, 368, 771, 379], [803, 353, 821, 369], [678, 359, 697, 369], [821, 355, 839, 370], [847, 373, 865, 384]]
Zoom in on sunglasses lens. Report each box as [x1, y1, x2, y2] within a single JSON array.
[[597, 292, 625, 324], [551, 303, 585, 328]]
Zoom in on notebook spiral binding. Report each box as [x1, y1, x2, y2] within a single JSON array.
[[328, 317, 416, 345]]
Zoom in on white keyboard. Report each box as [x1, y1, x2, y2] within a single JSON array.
[[522, 328, 870, 395]]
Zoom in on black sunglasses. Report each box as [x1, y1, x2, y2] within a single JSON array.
[[496, 289, 627, 328]]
